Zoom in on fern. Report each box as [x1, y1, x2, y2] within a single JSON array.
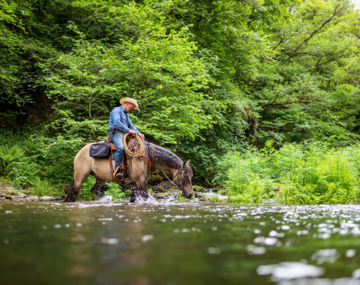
[[0, 145, 24, 176]]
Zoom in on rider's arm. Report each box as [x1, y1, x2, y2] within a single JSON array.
[[127, 115, 139, 134], [112, 109, 130, 133]]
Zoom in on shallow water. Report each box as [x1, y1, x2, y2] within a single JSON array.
[[1, 200, 360, 284]]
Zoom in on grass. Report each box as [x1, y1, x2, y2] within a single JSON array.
[[215, 141, 360, 205], [104, 183, 132, 201], [28, 179, 64, 196], [78, 176, 132, 201]]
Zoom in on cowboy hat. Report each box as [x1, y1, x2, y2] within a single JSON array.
[[120, 97, 140, 112]]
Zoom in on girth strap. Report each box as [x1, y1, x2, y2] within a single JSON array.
[[108, 155, 114, 174]]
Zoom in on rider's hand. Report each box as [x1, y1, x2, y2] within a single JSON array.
[[138, 133, 145, 140], [129, 129, 136, 135]]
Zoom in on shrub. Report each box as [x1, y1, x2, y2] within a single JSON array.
[[0, 145, 24, 176], [0, 128, 81, 193], [29, 179, 63, 196], [215, 142, 360, 204], [105, 183, 131, 201]]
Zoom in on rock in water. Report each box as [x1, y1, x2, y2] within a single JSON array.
[[98, 195, 112, 203]]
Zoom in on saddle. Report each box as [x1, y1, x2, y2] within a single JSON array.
[[104, 134, 150, 184], [105, 136, 117, 153], [105, 136, 127, 183]]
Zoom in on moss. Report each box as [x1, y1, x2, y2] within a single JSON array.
[[193, 185, 204, 192]]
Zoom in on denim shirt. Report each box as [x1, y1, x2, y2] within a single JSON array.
[[108, 106, 139, 133]]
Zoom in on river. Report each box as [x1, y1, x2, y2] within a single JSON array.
[[1, 199, 360, 284]]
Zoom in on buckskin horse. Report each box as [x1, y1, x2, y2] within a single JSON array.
[[64, 136, 194, 202]]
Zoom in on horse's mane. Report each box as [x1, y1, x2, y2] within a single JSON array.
[[146, 142, 183, 169]]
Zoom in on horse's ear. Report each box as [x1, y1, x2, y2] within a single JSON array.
[[183, 160, 190, 167]]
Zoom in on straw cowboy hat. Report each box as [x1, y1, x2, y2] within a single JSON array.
[[120, 97, 140, 112]]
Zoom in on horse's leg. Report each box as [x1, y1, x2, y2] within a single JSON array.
[[65, 176, 86, 202], [127, 151, 149, 202], [65, 168, 90, 202], [64, 143, 97, 202], [90, 178, 106, 198], [130, 178, 148, 202], [64, 178, 83, 202], [99, 183, 109, 194], [139, 180, 149, 199], [64, 179, 77, 202]]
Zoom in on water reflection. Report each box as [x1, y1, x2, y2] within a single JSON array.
[[1, 202, 360, 284]]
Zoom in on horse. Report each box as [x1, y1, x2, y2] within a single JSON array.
[[64, 137, 194, 202], [146, 141, 194, 199]]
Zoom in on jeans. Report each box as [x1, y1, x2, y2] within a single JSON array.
[[110, 132, 125, 169]]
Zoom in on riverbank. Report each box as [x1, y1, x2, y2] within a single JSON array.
[[0, 181, 62, 201], [0, 180, 224, 203]]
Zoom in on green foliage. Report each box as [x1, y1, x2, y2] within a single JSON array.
[[0, 145, 23, 176], [0, 138, 44, 188], [79, 176, 98, 201], [105, 183, 131, 201], [0, 128, 77, 195], [1, 0, 360, 193], [29, 179, 63, 197], [78, 180, 131, 201], [8, 159, 42, 188], [216, 142, 360, 204], [42, 1, 214, 145]]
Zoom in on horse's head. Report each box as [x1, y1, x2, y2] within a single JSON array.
[[173, 160, 194, 199]]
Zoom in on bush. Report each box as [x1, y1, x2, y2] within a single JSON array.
[[0, 127, 82, 194], [104, 183, 131, 201], [215, 142, 360, 204], [78, 178, 131, 201], [29, 179, 63, 196], [0, 145, 24, 176]]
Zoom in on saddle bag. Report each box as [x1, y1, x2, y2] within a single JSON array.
[[89, 142, 111, 158]]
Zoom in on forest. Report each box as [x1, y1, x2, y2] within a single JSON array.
[[1, 0, 360, 203]]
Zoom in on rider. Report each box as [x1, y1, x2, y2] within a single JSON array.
[[109, 97, 145, 178]]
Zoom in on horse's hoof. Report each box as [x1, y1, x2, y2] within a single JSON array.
[[97, 192, 105, 198], [140, 191, 149, 199], [64, 196, 76, 203]]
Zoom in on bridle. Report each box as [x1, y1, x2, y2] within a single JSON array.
[[161, 168, 184, 188]]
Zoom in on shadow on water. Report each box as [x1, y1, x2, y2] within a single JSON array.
[[1, 199, 360, 284]]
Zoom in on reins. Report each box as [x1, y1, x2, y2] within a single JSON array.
[[161, 169, 179, 188]]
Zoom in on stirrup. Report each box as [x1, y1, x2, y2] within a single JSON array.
[[113, 166, 122, 178]]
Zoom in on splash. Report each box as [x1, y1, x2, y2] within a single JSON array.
[[257, 262, 324, 281]]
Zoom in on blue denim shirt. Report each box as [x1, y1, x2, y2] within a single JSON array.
[[108, 106, 139, 133]]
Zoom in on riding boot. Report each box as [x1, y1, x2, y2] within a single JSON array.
[[113, 166, 123, 178]]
